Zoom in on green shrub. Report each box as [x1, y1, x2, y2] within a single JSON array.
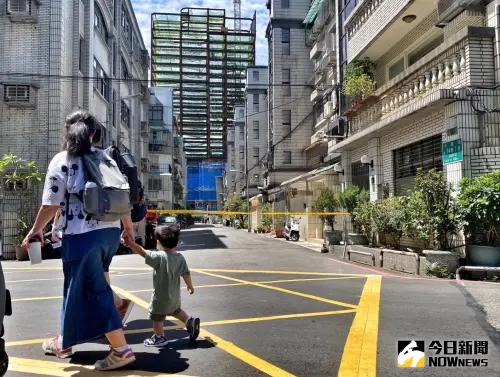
[[372, 197, 408, 249], [405, 169, 459, 250], [338, 185, 369, 232], [458, 170, 500, 246], [313, 187, 339, 230], [352, 201, 375, 245], [342, 58, 376, 99]]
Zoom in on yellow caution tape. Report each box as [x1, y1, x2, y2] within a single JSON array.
[[148, 210, 350, 216]]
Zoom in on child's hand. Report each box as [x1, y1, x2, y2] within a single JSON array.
[[187, 286, 194, 295]]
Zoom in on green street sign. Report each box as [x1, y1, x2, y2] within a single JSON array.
[[442, 138, 463, 165]]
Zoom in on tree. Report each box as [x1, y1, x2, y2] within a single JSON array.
[[313, 187, 339, 230], [338, 185, 369, 232], [372, 197, 407, 249], [342, 58, 376, 99]]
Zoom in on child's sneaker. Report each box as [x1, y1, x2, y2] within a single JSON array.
[[42, 336, 74, 359], [187, 317, 200, 342], [94, 347, 135, 371], [144, 334, 168, 347]]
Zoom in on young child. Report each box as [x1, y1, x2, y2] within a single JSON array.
[[125, 224, 200, 346]]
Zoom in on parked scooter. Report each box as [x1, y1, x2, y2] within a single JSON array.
[[284, 218, 300, 241], [234, 219, 241, 229]]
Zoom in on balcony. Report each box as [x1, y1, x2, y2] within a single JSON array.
[[323, 101, 334, 118], [310, 89, 323, 103], [148, 143, 171, 154], [345, 0, 434, 62], [310, 42, 323, 60], [333, 27, 495, 152], [314, 114, 328, 130]]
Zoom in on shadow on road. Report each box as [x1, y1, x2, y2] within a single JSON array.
[[178, 229, 228, 251]]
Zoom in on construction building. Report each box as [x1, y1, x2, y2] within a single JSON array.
[[151, 7, 256, 160]]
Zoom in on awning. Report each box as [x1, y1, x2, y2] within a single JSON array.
[[303, 0, 325, 24]]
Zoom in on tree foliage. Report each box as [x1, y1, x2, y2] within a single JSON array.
[[342, 58, 376, 99], [338, 185, 369, 231]]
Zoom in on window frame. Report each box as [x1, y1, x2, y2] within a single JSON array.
[[281, 0, 289, 9], [93, 58, 110, 101], [282, 28, 290, 56], [253, 120, 259, 140], [282, 109, 292, 135], [120, 100, 131, 128], [3, 84, 30, 103], [253, 70, 260, 81], [282, 151, 292, 165], [282, 68, 291, 97], [94, 3, 109, 44]]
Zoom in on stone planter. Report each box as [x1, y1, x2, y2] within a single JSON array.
[[422, 250, 460, 275], [324, 230, 343, 246], [468, 245, 500, 267], [350, 245, 382, 267], [381, 249, 420, 274], [347, 232, 368, 246]]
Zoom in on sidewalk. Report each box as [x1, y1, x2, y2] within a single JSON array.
[[462, 281, 500, 333]]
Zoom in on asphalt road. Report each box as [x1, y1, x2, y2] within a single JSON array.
[[2, 224, 500, 377]]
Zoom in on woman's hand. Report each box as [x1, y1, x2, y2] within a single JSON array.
[[21, 228, 44, 251]]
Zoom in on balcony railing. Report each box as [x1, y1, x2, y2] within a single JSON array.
[[346, 0, 385, 41], [310, 42, 323, 60], [343, 29, 494, 141]]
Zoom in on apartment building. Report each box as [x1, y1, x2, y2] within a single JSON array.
[[0, 0, 149, 257], [147, 87, 174, 209], [225, 104, 246, 198], [330, 0, 500, 200], [265, 0, 315, 189]]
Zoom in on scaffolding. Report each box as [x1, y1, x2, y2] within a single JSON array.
[[151, 8, 256, 160]]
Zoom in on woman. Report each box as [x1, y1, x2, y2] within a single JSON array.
[[22, 110, 135, 371]]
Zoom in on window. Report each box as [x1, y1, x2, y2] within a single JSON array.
[[408, 35, 443, 66], [253, 120, 259, 139], [351, 162, 369, 191], [282, 68, 291, 96], [121, 100, 130, 128], [239, 126, 244, 140], [281, 0, 289, 8], [282, 109, 291, 135], [253, 147, 259, 164], [121, 58, 130, 80], [394, 135, 443, 195], [283, 151, 292, 164], [149, 105, 163, 121], [388, 58, 404, 80], [239, 108, 244, 119], [4, 85, 30, 102], [94, 3, 108, 42], [148, 178, 162, 191], [239, 146, 244, 159], [253, 70, 260, 81], [6, 0, 32, 14], [253, 93, 259, 112], [93, 59, 110, 101], [79, 37, 84, 72], [121, 6, 132, 47], [282, 28, 290, 56]]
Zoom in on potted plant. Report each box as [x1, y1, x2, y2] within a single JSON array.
[[339, 185, 370, 245], [15, 218, 30, 261], [371, 197, 407, 250], [313, 187, 342, 246], [458, 171, 500, 266], [342, 58, 377, 115]]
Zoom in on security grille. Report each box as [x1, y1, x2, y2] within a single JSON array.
[[6, 0, 31, 14], [394, 134, 443, 195], [4, 85, 30, 102], [351, 161, 369, 191]]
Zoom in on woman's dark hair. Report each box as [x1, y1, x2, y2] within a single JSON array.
[[155, 225, 180, 249], [63, 110, 102, 156]]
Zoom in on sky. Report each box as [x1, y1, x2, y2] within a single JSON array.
[[130, 0, 270, 65]]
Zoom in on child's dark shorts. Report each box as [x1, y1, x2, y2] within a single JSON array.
[[149, 308, 181, 321]]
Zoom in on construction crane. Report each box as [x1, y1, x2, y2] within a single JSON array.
[[234, 0, 241, 30]]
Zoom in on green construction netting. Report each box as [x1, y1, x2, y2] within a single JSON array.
[[303, 0, 325, 24]]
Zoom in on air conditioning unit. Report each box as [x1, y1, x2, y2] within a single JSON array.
[[436, 0, 483, 26]]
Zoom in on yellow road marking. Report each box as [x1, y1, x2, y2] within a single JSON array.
[[6, 310, 355, 348], [196, 270, 359, 310], [128, 276, 363, 294], [6, 277, 65, 284], [338, 275, 382, 377], [13, 295, 62, 302], [9, 356, 198, 376], [193, 268, 368, 277], [112, 285, 295, 377]]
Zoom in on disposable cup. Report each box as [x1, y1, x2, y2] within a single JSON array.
[[28, 241, 42, 264]]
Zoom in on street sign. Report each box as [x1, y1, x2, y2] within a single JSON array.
[[442, 138, 463, 165]]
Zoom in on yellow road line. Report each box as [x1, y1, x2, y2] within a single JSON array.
[[13, 295, 62, 302], [193, 268, 368, 277], [196, 270, 359, 310], [6, 277, 64, 284], [112, 285, 295, 377], [337, 275, 382, 377], [6, 337, 49, 347], [9, 356, 198, 376]]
